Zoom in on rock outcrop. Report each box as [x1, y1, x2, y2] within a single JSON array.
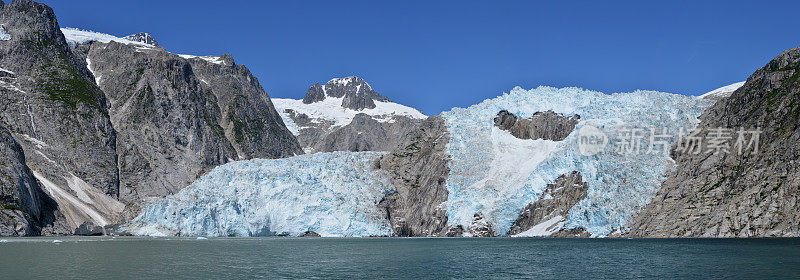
[[494, 110, 579, 141], [627, 46, 800, 237], [378, 116, 451, 236], [507, 171, 588, 236]]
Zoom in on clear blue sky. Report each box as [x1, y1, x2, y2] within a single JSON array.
[[43, 0, 800, 115]]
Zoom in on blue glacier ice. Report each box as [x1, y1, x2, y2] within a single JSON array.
[[130, 152, 394, 237], [442, 86, 709, 236]]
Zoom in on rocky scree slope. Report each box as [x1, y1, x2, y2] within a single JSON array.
[[627, 46, 800, 237]]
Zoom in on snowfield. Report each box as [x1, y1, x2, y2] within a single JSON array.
[[61, 28, 155, 48], [272, 96, 427, 135]]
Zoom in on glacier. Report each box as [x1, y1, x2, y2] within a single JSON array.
[[130, 85, 709, 237], [130, 152, 395, 237], [442, 86, 709, 236]]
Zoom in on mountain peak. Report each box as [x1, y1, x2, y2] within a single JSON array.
[[123, 32, 159, 47], [301, 76, 390, 110]]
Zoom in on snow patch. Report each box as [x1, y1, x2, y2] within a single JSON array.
[[512, 215, 565, 237], [0, 25, 11, 41], [177, 54, 224, 65], [20, 134, 48, 149], [0, 67, 15, 75], [698, 81, 745, 99], [271, 97, 427, 134]]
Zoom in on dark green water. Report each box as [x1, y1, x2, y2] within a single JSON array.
[[0, 237, 798, 279]]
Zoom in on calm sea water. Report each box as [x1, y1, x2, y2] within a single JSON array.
[[0, 237, 798, 279]]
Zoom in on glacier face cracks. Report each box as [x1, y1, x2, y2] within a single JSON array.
[[131, 152, 394, 237]]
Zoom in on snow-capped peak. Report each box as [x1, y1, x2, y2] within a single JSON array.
[[60, 28, 156, 48], [329, 76, 357, 86], [123, 32, 159, 47], [273, 77, 426, 135], [698, 81, 745, 100]]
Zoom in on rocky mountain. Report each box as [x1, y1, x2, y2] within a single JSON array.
[[0, 0, 301, 235], [626, 46, 800, 237], [273, 76, 427, 153]]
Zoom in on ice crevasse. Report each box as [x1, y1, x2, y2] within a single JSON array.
[[131, 86, 708, 237]]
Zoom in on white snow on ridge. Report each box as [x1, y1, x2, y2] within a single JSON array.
[[177, 54, 225, 65], [271, 96, 427, 134], [699, 81, 745, 99], [61, 28, 155, 48]]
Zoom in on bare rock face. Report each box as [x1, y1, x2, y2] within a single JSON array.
[[0, 0, 119, 233], [84, 41, 237, 206], [627, 46, 800, 237], [378, 116, 451, 236], [185, 53, 302, 159], [507, 171, 588, 236], [494, 110, 579, 141], [299, 230, 320, 237], [312, 113, 421, 153]]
